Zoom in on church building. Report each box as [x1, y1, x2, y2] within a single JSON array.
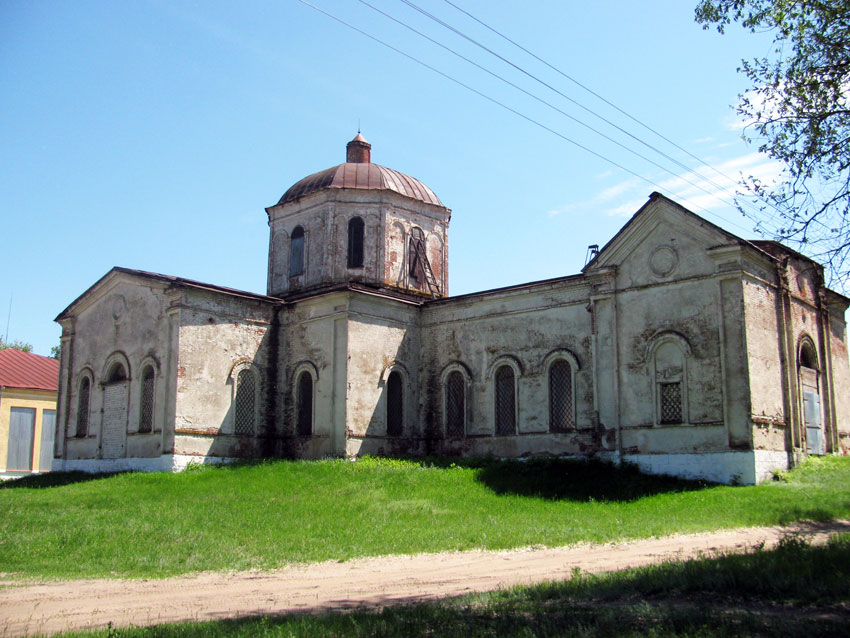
[[53, 135, 850, 484]]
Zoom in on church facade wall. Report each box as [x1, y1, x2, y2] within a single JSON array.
[[169, 290, 277, 461], [57, 275, 175, 467], [421, 278, 599, 458], [281, 292, 351, 458]]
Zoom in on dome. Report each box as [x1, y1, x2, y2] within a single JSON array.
[[276, 135, 444, 208]]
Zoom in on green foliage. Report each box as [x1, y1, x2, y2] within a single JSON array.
[[1, 456, 849, 580], [695, 0, 850, 288], [50, 344, 61, 359], [0, 337, 33, 352], [61, 534, 850, 637]]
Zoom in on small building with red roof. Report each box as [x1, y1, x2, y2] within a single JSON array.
[[0, 348, 59, 474]]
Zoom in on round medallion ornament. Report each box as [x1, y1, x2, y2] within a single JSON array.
[[649, 245, 678, 278]]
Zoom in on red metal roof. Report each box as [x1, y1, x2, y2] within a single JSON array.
[[277, 162, 444, 208], [0, 348, 59, 392]]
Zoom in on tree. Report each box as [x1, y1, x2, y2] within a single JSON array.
[[50, 344, 61, 360], [696, 0, 850, 290], [0, 338, 34, 353]]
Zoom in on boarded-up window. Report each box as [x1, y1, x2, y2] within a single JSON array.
[[409, 227, 426, 284], [660, 382, 682, 424], [495, 365, 516, 435], [347, 217, 364, 268], [139, 366, 155, 433], [290, 226, 305, 276], [549, 360, 574, 431], [386, 371, 403, 437], [102, 382, 128, 459], [76, 377, 91, 438], [7, 407, 35, 471], [234, 369, 256, 435], [296, 371, 313, 436], [445, 370, 465, 437]]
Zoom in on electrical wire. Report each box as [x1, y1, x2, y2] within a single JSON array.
[[295, 0, 763, 234]]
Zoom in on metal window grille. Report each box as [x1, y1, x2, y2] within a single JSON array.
[[290, 226, 305, 276], [445, 370, 465, 437], [386, 371, 403, 437], [549, 360, 574, 431], [660, 382, 682, 424], [495, 365, 516, 435], [138, 367, 155, 433], [296, 371, 313, 436], [77, 377, 90, 437], [348, 217, 364, 268], [234, 369, 256, 435]]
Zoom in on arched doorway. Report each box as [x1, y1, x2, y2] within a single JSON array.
[[102, 360, 129, 459], [798, 340, 823, 455]]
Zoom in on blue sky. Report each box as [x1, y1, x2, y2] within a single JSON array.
[[2, 1, 794, 356]]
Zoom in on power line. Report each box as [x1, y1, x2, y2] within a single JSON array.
[[295, 0, 759, 234], [357, 0, 740, 210], [410, 0, 790, 234], [438, 0, 768, 215]]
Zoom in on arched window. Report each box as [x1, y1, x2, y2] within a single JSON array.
[[386, 371, 403, 437], [445, 370, 466, 437], [105, 362, 127, 384], [347, 217, 364, 268], [138, 365, 155, 433], [234, 368, 257, 435], [296, 370, 313, 436], [76, 376, 91, 438], [290, 226, 305, 276], [799, 341, 818, 369], [647, 333, 691, 426], [495, 365, 516, 435], [549, 360, 574, 431]]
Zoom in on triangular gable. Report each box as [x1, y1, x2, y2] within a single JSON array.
[[583, 192, 772, 273], [55, 267, 283, 322]]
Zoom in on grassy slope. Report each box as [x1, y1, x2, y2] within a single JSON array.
[[1, 455, 848, 580], [64, 533, 850, 637]]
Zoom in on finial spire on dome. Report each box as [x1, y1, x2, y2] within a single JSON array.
[[346, 133, 371, 164]]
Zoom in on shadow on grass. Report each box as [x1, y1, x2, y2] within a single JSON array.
[[468, 457, 711, 502], [0, 471, 125, 489]]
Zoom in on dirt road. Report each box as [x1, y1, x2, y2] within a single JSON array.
[[2, 520, 848, 637]]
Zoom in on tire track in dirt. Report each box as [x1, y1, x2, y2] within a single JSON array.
[[2, 520, 848, 637]]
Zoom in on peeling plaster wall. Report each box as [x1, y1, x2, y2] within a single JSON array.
[[267, 190, 450, 298], [58, 276, 173, 462], [281, 293, 349, 457], [828, 304, 850, 453], [421, 279, 599, 458], [171, 290, 276, 460], [344, 294, 421, 456]]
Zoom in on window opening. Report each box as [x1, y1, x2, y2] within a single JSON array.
[[660, 382, 682, 424], [234, 369, 256, 435], [105, 362, 126, 384], [800, 342, 818, 369], [549, 360, 574, 431], [290, 226, 305, 276], [495, 365, 516, 435], [138, 366, 155, 433], [296, 371, 313, 436], [445, 370, 465, 437], [408, 227, 440, 296], [386, 371, 403, 436], [76, 377, 91, 438], [347, 217, 364, 268]]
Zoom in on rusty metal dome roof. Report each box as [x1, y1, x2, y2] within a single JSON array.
[[276, 135, 444, 207]]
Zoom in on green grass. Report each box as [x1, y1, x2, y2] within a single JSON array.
[[59, 534, 850, 637], [1, 455, 849, 580]]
